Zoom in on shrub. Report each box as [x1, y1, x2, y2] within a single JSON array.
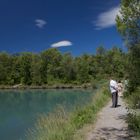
[[127, 113, 140, 138], [125, 87, 140, 139]]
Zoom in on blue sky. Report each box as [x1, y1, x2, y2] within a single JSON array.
[[0, 0, 123, 56]]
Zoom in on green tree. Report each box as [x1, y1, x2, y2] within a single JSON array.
[[40, 48, 62, 84], [76, 54, 90, 83], [31, 54, 42, 85], [0, 47, 126, 86], [105, 47, 125, 78], [116, 0, 140, 46], [61, 53, 76, 83], [19, 53, 32, 85], [116, 0, 140, 91], [0, 52, 12, 85], [96, 45, 106, 56], [10, 55, 21, 85]]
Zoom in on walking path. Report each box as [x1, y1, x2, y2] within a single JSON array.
[[87, 97, 134, 140]]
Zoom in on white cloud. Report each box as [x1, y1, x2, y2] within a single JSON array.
[[51, 40, 72, 48], [94, 6, 120, 30], [35, 19, 47, 28]]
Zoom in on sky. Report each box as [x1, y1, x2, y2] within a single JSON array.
[[0, 0, 123, 56]]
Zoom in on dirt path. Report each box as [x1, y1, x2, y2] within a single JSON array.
[[87, 97, 134, 140]]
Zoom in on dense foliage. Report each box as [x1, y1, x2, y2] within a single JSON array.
[[116, 0, 140, 92], [0, 47, 126, 86], [116, 0, 140, 138]]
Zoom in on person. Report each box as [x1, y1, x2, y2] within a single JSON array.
[[118, 80, 123, 97], [109, 78, 118, 108]]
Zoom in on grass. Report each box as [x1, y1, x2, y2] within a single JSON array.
[[125, 87, 140, 139], [26, 85, 110, 140]]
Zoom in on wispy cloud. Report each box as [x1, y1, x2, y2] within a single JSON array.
[[51, 40, 72, 48], [94, 6, 120, 30], [35, 19, 47, 29]]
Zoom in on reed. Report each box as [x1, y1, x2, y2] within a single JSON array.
[[26, 86, 110, 140]]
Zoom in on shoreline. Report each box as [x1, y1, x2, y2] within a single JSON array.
[[0, 83, 95, 90], [26, 86, 110, 140]]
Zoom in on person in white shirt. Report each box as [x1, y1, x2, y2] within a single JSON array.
[[110, 78, 118, 108]]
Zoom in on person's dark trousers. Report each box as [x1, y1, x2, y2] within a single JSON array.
[[116, 91, 118, 106], [112, 92, 118, 107]]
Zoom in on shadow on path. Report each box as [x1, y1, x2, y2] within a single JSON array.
[[91, 127, 132, 140], [88, 98, 135, 140]]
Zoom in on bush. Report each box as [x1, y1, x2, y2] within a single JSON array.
[[125, 87, 140, 139], [127, 113, 140, 138], [126, 88, 140, 109]]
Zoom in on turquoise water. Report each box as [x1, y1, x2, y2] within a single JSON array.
[[0, 89, 94, 140]]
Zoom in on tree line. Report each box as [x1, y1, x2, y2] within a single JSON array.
[[0, 46, 126, 86]]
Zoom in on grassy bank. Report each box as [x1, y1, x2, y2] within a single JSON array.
[[26, 85, 110, 140], [125, 88, 140, 139]]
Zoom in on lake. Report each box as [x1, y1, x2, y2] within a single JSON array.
[[0, 89, 95, 140]]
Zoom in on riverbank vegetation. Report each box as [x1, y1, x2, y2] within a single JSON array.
[[116, 0, 140, 138], [125, 88, 140, 139], [26, 85, 110, 140], [0, 46, 125, 88]]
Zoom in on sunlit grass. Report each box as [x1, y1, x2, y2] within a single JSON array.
[[26, 86, 110, 140]]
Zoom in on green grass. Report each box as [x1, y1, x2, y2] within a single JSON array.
[[125, 87, 140, 139], [26, 86, 110, 140]]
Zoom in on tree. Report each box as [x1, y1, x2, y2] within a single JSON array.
[[116, 0, 140, 46], [61, 53, 76, 83], [40, 48, 62, 84], [0, 47, 126, 86], [0, 52, 12, 85], [31, 54, 42, 85], [76, 54, 90, 83], [19, 53, 32, 85], [10, 55, 21, 85], [96, 45, 106, 56], [105, 47, 125, 78], [116, 0, 140, 91]]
